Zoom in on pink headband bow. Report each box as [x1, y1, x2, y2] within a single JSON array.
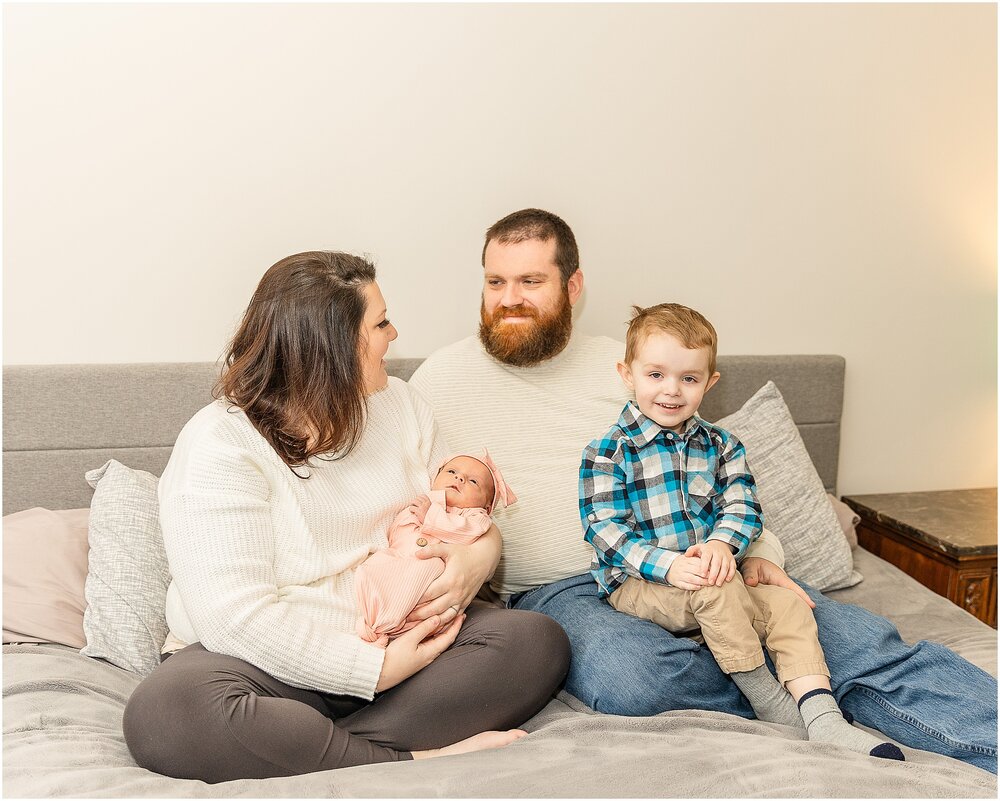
[[478, 448, 517, 513]]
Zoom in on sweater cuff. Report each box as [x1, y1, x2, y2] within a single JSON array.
[[343, 640, 387, 701]]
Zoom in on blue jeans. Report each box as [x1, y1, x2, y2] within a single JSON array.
[[511, 572, 998, 774]]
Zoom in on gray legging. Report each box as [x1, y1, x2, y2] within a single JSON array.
[[123, 603, 570, 783]]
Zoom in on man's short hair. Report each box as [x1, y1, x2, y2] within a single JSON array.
[[482, 208, 579, 285], [624, 303, 719, 375]]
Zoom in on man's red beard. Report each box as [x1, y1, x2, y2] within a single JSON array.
[[478, 292, 573, 367]]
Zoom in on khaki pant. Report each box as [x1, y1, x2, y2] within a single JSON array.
[[609, 573, 829, 685]]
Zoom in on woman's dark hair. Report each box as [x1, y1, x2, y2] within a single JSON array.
[[216, 251, 377, 471]]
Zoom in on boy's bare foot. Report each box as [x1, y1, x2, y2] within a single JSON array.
[[411, 729, 527, 760]]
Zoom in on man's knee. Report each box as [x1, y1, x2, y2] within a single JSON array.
[[811, 591, 902, 647], [565, 616, 735, 717]]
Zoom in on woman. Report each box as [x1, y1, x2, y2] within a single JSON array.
[[123, 251, 570, 782]]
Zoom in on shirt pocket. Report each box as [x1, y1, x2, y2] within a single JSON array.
[[686, 472, 716, 519]]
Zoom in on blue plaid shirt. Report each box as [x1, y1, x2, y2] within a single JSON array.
[[580, 401, 763, 597]]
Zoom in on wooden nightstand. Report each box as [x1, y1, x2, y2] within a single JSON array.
[[842, 489, 997, 628]]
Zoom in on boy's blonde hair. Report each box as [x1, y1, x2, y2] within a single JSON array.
[[624, 303, 718, 375]]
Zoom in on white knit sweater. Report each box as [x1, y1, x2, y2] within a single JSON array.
[[159, 377, 447, 699], [409, 334, 784, 596]]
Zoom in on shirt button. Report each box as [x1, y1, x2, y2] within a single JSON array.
[[416, 537, 428, 547], [588, 513, 597, 522]]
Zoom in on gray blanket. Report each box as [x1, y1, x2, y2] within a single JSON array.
[[4, 550, 997, 797]]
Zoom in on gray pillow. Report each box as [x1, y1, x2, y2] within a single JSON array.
[[81, 460, 170, 675], [717, 382, 862, 592]]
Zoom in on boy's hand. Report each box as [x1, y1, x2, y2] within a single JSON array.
[[666, 555, 709, 591], [685, 540, 736, 586], [408, 494, 432, 523]]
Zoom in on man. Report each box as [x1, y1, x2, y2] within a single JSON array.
[[409, 208, 997, 773]]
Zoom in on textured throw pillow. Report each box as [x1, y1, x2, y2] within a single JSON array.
[[717, 382, 862, 592], [82, 460, 170, 675], [2, 507, 90, 648]]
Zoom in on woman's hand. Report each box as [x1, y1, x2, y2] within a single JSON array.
[[406, 526, 501, 627], [375, 613, 464, 693], [740, 557, 816, 609]]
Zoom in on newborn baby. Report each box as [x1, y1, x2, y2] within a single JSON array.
[[355, 451, 516, 646]]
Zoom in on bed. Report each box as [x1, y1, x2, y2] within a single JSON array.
[[3, 357, 997, 797]]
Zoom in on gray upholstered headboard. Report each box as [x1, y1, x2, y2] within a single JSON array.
[[2, 355, 845, 514]]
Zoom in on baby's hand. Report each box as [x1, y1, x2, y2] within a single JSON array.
[[409, 494, 432, 524], [685, 540, 736, 586], [666, 555, 708, 591]]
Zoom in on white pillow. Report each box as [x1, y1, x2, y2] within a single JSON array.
[[717, 382, 862, 592], [81, 460, 170, 675]]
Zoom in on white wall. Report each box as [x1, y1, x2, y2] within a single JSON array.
[[4, 3, 996, 495]]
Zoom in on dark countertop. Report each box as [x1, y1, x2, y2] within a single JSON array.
[[842, 488, 997, 557]]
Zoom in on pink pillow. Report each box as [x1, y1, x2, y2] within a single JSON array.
[[2, 507, 90, 648], [827, 494, 860, 550]]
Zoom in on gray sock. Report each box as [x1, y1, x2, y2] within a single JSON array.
[[799, 689, 904, 761], [730, 665, 804, 728]]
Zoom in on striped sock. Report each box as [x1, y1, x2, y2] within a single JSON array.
[[798, 689, 904, 761]]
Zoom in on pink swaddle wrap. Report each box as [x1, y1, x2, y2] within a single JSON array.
[[355, 450, 516, 647]]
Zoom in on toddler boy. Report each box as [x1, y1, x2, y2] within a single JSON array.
[[579, 303, 903, 761]]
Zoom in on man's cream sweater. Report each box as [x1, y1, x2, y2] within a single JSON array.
[[159, 378, 446, 699], [410, 334, 784, 596]]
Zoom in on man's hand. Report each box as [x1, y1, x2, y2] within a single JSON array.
[[375, 613, 464, 692], [666, 555, 709, 591], [408, 494, 432, 524], [686, 540, 736, 586], [740, 557, 816, 609]]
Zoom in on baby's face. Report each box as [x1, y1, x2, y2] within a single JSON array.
[[432, 456, 495, 509]]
